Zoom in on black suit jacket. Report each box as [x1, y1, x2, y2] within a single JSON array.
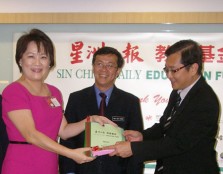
[[131, 77, 220, 174], [0, 95, 9, 173], [59, 85, 143, 174]]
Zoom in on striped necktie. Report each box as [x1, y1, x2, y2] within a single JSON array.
[[155, 92, 181, 174], [164, 92, 181, 130]]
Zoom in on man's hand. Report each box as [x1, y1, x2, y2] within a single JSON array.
[[90, 115, 117, 127], [104, 141, 133, 158], [124, 130, 143, 142]]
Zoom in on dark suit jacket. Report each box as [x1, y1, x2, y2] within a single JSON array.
[[131, 77, 220, 174], [59, 85, 143, 174], [0, 95, 9, 173]]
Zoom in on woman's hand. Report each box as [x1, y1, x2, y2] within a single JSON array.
[[69, 147, 95, 164], [89, 115, 117, 127]]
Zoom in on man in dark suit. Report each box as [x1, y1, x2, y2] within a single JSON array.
[[0, 94, 9, 172], [59, 46, 144, 174], [107, 40, 220, 174]]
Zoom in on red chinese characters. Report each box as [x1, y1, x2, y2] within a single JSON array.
[[155, 44, 223, 63], [70, 42, 105, 64], [217, 47, 223, 63], [69, 41, 223, 65], [86, 42, 105, 59], [70, 41, 84, 64], [155, 45, 169, 62], [122, 43, 144, 63], [201, 45, 215, 63]]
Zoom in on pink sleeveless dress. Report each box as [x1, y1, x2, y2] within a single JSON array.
[[2, 82, 63, 174]]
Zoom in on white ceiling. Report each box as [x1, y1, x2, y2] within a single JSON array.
[[0, 0, 223, 13]]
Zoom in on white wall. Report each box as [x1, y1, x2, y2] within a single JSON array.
[[0, 0, 223, 13]]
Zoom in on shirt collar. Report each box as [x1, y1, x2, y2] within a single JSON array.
[[94, 85, 114, 106], [178, 76, 201, 101]]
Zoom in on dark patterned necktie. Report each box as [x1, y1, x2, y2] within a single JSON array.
[[163, 92, 181, 131], [155, 92, 181, 174], [99, 93, 107, 116]]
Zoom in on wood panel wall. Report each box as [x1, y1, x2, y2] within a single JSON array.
[[0, 12, 223, 23]]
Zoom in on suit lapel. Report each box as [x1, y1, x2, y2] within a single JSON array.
[[107, 85, 118, 107], [85, 86, 99, 114], [175, 77, 205, 115], [163, 77, 205, 131]]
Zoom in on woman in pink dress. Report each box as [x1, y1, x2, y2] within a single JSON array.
[[1, 29, 115, 174]]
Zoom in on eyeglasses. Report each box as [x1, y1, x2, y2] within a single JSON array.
[[93, 62, 118, 71], [163, 64, 192, 74]]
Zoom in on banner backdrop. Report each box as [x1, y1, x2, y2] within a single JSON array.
[[13, 33, 223, 173]]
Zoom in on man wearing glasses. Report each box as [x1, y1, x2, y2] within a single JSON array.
[[107, 40, 220, 174], [59, 46, 144, 174]]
